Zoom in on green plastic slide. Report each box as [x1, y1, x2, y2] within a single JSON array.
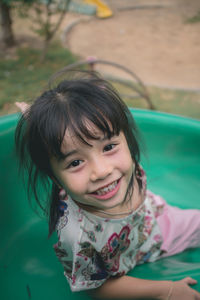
[[0, 109, 200, 299]]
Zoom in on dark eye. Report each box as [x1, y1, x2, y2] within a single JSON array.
[[68, 160, 82, 168], [104, 144, 116, 152]]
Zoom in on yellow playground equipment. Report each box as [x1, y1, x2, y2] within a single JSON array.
[[84, 0, 113, 18]]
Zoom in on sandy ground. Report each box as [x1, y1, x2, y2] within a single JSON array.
[[60, 0, 200, 90], [1, 0, 200, 92]]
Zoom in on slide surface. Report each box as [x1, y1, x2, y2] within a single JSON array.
[[0, 109, 200, 299]]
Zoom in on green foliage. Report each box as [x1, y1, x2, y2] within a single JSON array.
[[1, 0, 70, 56], [1, 0, 34, 6], [30, 0, 70, 39], [186, 11, 200, 24]]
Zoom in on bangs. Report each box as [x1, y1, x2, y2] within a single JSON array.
[[46, 92, 122, 160]]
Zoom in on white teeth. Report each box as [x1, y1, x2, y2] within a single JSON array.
[[95, 180, 118, 195]]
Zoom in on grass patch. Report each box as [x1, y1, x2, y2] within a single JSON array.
[[111, 81, 200, 120], [147, 87, 200, 119], [186, 11, 200, 24], [0, 44, 200, 119], [0, 43, 78, 114]]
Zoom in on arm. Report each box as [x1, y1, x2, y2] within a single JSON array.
[[89, 275, 200, 300]]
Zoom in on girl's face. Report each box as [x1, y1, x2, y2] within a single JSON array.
[[50, 123, 134, 215]]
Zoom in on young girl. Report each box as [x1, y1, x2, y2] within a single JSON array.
[[15, 72, 200, 300]]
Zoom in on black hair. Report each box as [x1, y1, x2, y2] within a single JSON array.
[[15, 71, 142, 237]]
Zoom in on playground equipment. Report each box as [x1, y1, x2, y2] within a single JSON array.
[[84, 0, 113, 18], [0, 109, 200, 299], [49, 58, 155, 110]]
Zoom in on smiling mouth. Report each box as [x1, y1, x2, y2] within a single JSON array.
[[93, 180, 118, 196], [89, 178, 121, 200]]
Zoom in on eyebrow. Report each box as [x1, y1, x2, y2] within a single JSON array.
[[59, 149, 78, 162]]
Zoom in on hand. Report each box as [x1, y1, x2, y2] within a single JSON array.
[[15, 102, 30, 113], [169, 277, 200, 300]]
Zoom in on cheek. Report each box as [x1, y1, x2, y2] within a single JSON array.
[[59, 172, 87, 195], [119, 146, 134, 169]]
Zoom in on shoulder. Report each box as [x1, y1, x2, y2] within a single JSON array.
[[55, 198, 81, 249]]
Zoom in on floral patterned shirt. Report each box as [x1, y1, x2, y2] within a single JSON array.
[[54, 169, 163, 292]]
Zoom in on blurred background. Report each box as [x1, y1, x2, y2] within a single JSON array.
[[0, 0, 200, 118]]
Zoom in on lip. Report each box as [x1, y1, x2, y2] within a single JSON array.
[[89, 178, 121, 200]]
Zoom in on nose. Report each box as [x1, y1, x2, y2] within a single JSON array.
[[90, 157, 113, 182]]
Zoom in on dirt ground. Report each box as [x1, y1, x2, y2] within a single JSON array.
[[58, 0, 200, 90], [3, 0, 200, 92]]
